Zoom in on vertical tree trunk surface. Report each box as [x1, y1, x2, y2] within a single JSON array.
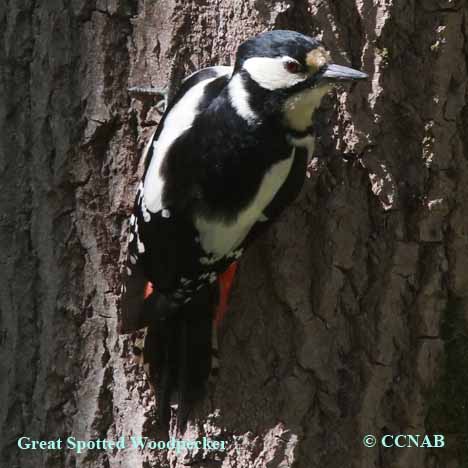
[[1, 0, 468, 467]]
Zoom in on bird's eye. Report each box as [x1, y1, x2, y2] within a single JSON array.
[[284, 60, 301, 73]]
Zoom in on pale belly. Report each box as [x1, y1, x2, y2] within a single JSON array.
[[194, 154, 295, 259]]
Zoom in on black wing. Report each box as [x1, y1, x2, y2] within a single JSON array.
[[119, 67, 233, 333]]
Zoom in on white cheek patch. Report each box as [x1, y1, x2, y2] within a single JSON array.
[[243, 56, 308, 91], [283, 85, 331, 132]]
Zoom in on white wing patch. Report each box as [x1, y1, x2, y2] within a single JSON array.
[[194, 150, 295, 259], [143, 67, 233, 214]]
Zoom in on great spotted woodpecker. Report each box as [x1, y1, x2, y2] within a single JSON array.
[[120, 30, 367, 428]]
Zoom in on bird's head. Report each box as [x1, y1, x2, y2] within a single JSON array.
[[230, 30, 367, 132]]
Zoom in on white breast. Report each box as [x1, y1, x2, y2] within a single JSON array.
[[194, 151, 295, 258]]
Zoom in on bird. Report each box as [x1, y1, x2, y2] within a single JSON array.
[[120, 29, 367, 430]]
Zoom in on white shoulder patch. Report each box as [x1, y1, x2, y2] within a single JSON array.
[[143, 73, 227, 213]]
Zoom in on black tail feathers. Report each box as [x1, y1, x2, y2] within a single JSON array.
[[142, 284, 218, 431]]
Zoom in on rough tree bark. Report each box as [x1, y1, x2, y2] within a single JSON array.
[[1, 0, 467, 467]]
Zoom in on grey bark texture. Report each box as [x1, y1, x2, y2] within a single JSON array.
[[1, 0, 468, 467]]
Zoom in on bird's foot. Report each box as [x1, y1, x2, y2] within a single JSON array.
[[128, 86, 168, 113]]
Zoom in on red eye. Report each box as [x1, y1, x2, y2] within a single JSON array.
[[285, 60, 301, 73]]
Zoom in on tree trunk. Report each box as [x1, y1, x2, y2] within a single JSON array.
[[1, 0, 467, 467]]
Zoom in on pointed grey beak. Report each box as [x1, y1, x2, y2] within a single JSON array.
[[322, 63, 368, 81]]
